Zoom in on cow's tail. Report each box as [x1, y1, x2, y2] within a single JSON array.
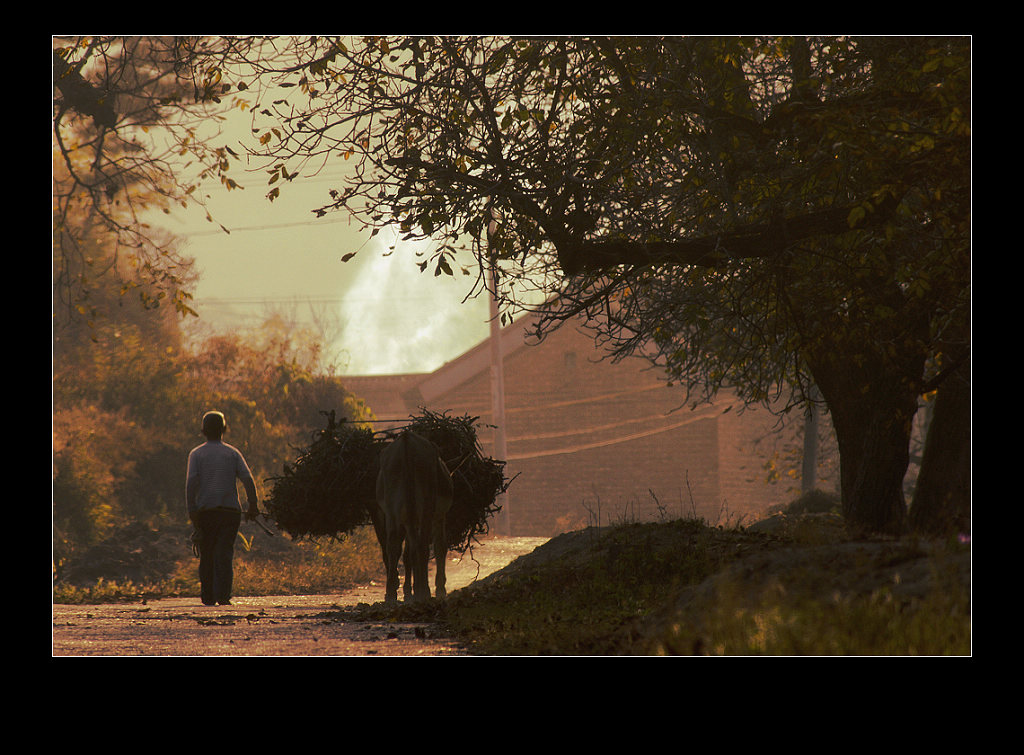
[[405, 431, 436, 532]]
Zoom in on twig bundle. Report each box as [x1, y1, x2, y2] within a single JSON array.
[[265, 409, 509, 554], [265, 411, 379, 540], [405, 409, 510, 553]]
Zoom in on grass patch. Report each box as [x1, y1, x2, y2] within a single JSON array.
[[232, 526, 383, 596], [649, 576, 971, 656]]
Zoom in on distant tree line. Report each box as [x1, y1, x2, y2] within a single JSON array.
[[51, 201, 371, 575]]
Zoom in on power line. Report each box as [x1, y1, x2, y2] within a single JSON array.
[[196, 293, 475, 307], [181, 215, 356, 237], [505, 405, 730, 461]]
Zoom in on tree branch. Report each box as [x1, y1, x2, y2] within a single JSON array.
[[554, 194, 900, 275]]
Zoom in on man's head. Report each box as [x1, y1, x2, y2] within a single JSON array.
[[202, 411, 227, 440]]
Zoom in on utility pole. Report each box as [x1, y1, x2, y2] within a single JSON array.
[[801, 386, 821, 495], [487, 203, 511, 536]]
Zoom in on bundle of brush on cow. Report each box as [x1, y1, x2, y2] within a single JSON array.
[[403, 408, 510, 554], [264, 410, 380, 540], [264, 409, 509, 554]]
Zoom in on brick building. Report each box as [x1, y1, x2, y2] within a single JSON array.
[[343, 314, 802, 537]]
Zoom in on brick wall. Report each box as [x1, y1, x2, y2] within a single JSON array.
[[343, 316, 803, 536]]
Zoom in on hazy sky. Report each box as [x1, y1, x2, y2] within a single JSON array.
[[162, 164, 492, 376]]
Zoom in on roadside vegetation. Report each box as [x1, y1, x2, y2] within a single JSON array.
[[53, 524, 384, 605]]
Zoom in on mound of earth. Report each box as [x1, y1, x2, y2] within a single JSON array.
[[453, 513, 971, 654]]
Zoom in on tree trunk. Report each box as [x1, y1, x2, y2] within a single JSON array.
[[909, 359, 971, 536], [808, 349, 923, 536], [833, 402, 914, 535]]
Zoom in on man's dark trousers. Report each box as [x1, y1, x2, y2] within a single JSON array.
[[193, 508, 242, 605]]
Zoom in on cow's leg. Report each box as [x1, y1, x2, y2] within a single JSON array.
[[433, 523, 448, 600], [402, 540, 413, 601], [369, 503, 386, 571], [434, 460, 453, 600], [384, 525, 403, 605], [410, 532, 431, 601]]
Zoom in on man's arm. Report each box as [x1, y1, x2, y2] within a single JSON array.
[[236, 451, 259, 519], [185, 451, 199, 519], [242, 476, 259, 520]]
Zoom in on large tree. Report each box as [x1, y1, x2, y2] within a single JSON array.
[[158, 36, 971, 535]]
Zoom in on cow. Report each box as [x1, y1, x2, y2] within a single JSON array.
[[373, 430, 454, 604]]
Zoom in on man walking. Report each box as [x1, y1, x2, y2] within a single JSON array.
[[186, 411, 259, 606]]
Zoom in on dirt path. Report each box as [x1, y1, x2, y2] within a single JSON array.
[[52, 536, 548, 657]]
